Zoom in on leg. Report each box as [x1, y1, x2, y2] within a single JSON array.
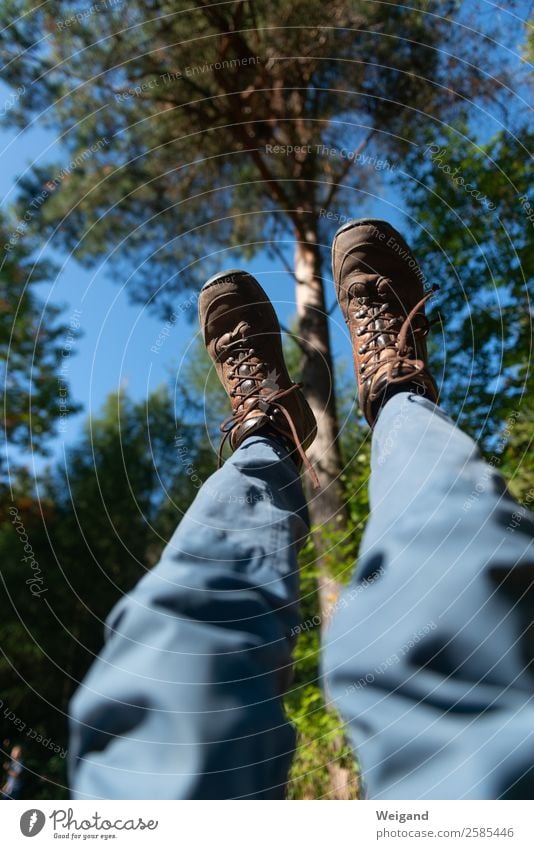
[[69, 434, 309, 799], [325, 392, 534, 799], [70, 268, 317, 799], [328, 218, 534, 799]]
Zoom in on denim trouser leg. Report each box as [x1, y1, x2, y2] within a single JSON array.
[[325, 393, 534, 799], [69, 435, 308, 800]]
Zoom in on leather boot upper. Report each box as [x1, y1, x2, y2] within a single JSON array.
[[332, 219, 438, 426], [199, 269, 318, 483]]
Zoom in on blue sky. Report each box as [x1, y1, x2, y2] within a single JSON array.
[[0, 83, 178, 452]]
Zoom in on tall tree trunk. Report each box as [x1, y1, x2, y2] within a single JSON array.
[[294, 225, 345, 598], [294, 225, 354, 799]]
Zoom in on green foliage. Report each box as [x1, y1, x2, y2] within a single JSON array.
[[400, 126, 533, 445], [498, 400, 534, 505], [284, 423, 371, 799], [0, 385, 215, 798], [0, 211, 79, 478], [285, 532, 359, 800], [524, 14, 534, 62]]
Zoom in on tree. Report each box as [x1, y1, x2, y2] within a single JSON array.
[[0, 0, 510, 539], [0, 211, 78, 485], [400, 125, 533, 445], [0, 386, 213, 797]]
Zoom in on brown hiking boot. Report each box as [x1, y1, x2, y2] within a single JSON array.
[[332, 218, 439, 426], [199, 269, 318, 485]]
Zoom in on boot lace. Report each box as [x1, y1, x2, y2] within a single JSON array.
[[353, 279, 439, 395], [218, 333, 320, 488]]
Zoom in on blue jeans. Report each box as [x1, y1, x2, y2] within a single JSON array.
[[70, 394, 534, 799]]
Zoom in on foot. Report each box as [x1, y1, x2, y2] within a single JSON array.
[[332, 218, 439, 426], [198, 269, 318, 484]]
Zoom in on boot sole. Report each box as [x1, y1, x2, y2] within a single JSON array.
[[201, 268, 253, 293], [199, 269, 282, 336], [331, 217, 418, 291], [333, 217, 410, 248]]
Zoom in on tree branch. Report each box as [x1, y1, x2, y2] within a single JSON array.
[[245, 147, 302, 230], [322, 127, 376, 210], [269, 241, 299, 282], [279, 323, 309, 355]]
